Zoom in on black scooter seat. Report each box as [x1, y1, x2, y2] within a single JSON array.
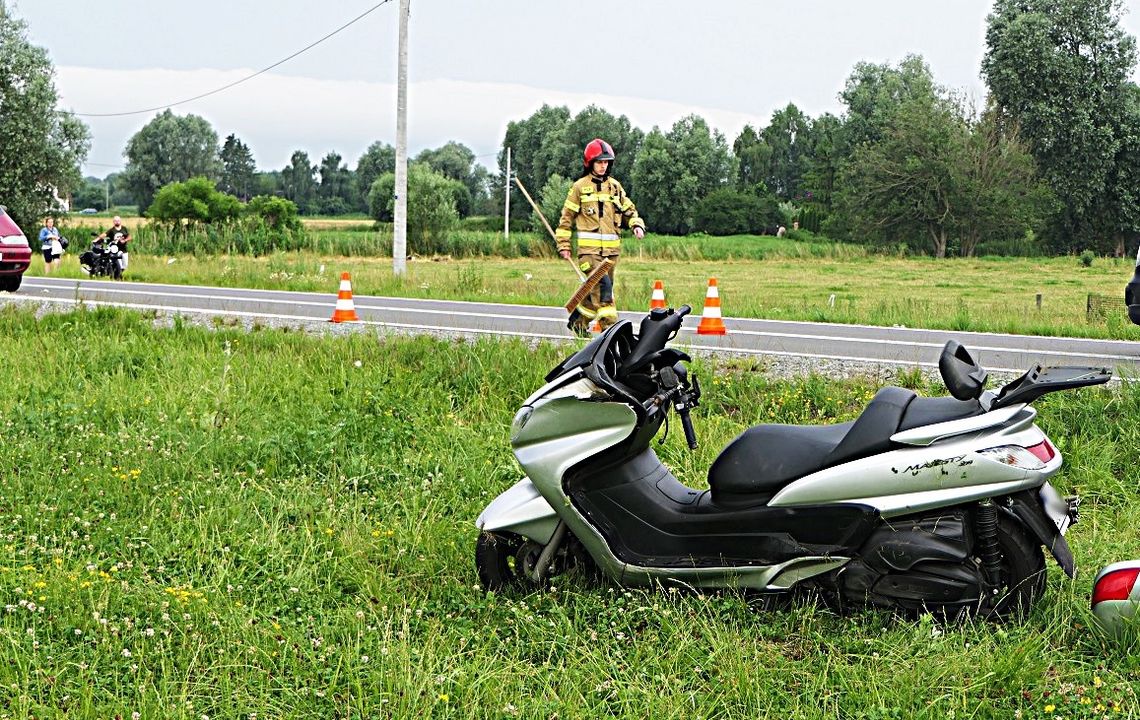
[[707, 387, 984, 507]]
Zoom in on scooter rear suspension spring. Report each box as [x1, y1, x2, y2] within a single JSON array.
[[975, 499, 1003, 587]]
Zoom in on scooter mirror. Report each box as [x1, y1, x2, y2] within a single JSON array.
[[672, 362, 688, 384]]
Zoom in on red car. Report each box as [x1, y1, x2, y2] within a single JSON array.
[[0, 207, 31, 292]]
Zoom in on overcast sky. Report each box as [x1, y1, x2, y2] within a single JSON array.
[[14, 0, 1140, 177]]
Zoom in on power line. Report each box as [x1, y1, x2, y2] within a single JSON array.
[[66, 0, 394, 118]]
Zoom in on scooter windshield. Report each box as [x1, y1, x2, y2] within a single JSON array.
[[544, 322, 634, 383]]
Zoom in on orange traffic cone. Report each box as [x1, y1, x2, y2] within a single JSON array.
[[696, 278, 727, 335], [650, 280, 666, 310], [330, 272, 361, 322]]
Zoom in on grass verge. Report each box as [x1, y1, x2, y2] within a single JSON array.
[[0, 306, 1138, 717]]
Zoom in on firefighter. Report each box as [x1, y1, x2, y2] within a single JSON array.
[[556, 138, 646, 336]]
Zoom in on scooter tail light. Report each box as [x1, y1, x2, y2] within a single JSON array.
[[1092, 567, 1140, 605], [978, 445, 1046, 470], [1026, 440, 1055, 463]]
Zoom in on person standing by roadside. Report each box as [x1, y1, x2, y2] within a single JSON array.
[[555, 138, 646, 336], [98, 216, 131, 275], [39, 217, 63, 273]]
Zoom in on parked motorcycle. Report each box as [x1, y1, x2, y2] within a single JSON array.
[[79, 234, 123, 279], [476, 305, 1110, 620]]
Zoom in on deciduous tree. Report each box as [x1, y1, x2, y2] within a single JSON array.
[[368, 164, 458, 249], [535, 174, 572, 236], [354, 141, 396, 212], [316, 152, 351, 215], [415, 141, 482, 216], [281, 150, 317, 214], [802, 113, 847, 210], [732, 125, 771, 193], [147, 177, 241, 229], [983, 0, 1140, 251], [498, 104, 571, 219], [630, 116, 733, 235], [761, 103, 813, 200], [953, 108, 1054, 256], [836, 95, 963, 257], [0, 1, 89, 228], [560, 106, 644, 194], [837, 95, 1052, 257], [840, 55, 938, 151], [122, 110, 220, 213]]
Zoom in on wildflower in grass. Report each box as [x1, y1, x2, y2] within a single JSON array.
[[438, 694, 449, 703]]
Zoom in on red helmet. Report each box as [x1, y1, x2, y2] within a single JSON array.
[[583, 138, 615, 168]]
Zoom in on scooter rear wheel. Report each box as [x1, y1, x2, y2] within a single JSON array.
[[981, 516, 1047, 622]]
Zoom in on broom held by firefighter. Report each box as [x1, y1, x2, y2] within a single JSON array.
[[556, 138, 646, 334]]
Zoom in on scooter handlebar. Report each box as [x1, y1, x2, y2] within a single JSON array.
[[678, 405, 698, 449]]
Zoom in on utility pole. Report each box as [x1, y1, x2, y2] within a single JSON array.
[[392, 0, 410, 276], [503, 147, 511, 241]]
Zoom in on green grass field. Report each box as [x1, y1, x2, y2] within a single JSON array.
[[2, 306, 1139, 718]]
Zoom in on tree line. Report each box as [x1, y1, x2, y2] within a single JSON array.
[[72, 113, 496, 221], [5, 0, 1139, 257]]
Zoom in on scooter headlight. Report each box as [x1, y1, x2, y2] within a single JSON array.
[[978, 445, 1046, 470], [544, 377, 607, 401], [511, 407, 532, 440]]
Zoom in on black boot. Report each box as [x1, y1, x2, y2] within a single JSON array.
[[566, 310, 590, 338]]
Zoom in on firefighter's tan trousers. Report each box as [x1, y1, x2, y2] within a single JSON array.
[[570, 251, 619, 332]]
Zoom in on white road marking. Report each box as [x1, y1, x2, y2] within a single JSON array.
[[13, 279, 1137, 367]]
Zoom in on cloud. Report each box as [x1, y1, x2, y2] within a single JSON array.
[[57, 67, 776, 175]]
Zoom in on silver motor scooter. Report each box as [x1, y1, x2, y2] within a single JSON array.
[[476, 306, 1110, 620]]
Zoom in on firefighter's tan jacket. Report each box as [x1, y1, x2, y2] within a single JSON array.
[[555, 174, 645, 256]]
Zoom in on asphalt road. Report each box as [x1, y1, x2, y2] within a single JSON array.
[[10, 276, 1140, 375]]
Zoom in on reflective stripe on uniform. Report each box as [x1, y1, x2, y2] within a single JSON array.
[[575, 305, 598, 318], [564, 199, 580, 212], [620, 197, 633, 211], [579, 192, 616, 203], [578, 240, 621, 249], [577, 232, 619, 240], [595, 305, 618, 319], [556, 228, 573, 239]]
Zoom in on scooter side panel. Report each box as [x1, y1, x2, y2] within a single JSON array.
[[512, 401, 639, 499], [476, 478, 559, 544], [508, 401, 844, 590], [512, 399, 640, 582], [768, 425, 1056, 515], [890, 404, 1031, 446]]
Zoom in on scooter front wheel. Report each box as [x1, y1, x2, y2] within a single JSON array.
[[475, 531, 525, 591]]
